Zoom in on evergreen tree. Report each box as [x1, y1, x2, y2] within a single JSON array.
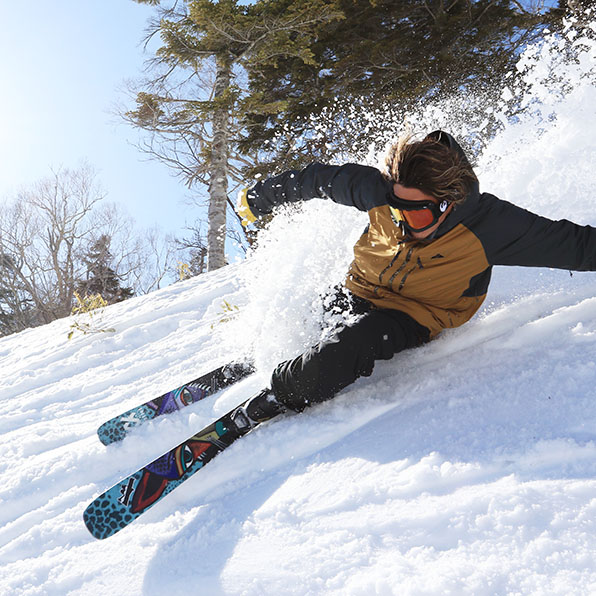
[[239, 0, 565, 176], [76, 235, 134, 304]]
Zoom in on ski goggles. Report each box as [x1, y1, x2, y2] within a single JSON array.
[[389, 195, 451, 233]]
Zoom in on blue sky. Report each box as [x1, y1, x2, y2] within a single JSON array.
[[0, 2, 198, 236]]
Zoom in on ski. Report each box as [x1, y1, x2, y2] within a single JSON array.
[[97, 361, 254, 446], [84, 397, 266, 539]]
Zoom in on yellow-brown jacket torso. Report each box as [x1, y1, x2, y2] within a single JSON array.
[[345, 205, 489, 337]]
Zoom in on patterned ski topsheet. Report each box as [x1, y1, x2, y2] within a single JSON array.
[[84, 404, 257, 539], [97, 361, 254, 446]]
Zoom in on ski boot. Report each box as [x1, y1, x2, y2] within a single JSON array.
[[230, 388, 286, 434]]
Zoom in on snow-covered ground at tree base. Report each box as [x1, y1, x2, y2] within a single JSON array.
[[2, 18, 596, 596]]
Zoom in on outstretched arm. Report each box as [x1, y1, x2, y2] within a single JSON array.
[[478, 194, 596, 271], [242, 162, 392, 220]]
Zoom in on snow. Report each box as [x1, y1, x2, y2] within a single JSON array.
[[2, 18, 596, 596]]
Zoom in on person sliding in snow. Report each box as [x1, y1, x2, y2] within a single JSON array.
[[232, 130, 596, 428]]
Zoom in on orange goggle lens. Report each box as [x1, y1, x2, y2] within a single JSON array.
[[401, 207, 435, 229], [389, 197, 450, 233], [389, 205, 436, 231]]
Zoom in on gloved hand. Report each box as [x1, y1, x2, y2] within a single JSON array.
[[236, 188, 258, 227]]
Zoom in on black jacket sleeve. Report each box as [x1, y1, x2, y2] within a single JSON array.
[[476, 193, 596, 271], [247, 162, 391, 216]]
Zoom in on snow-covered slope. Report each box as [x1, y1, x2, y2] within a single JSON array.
[[2, 21, 596, 596]]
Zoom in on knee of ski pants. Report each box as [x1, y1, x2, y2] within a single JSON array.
[[270, 309, 429, 412]]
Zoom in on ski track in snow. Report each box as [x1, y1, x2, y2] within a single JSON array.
[[2, 21, 596, 596]]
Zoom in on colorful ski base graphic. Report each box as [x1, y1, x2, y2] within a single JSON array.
[[97, 361, 254, 446], [85, 404, 258, 539]]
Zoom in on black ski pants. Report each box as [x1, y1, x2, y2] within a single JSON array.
[[270, 292, 430, 412]]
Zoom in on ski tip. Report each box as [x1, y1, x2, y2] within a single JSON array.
[[97, 420, 127, 446], [83, 506, 109, 540], [96, 426, 116, 447], [83, 500, 128, 540]]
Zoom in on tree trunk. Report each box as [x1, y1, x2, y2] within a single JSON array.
[[207, 55, 231, 271]]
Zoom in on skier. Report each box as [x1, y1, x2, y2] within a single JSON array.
[[83, 130, 596, 538], [232, 130, 596, 429]]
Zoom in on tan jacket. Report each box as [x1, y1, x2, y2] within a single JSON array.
[[345, 204, 488, 337]]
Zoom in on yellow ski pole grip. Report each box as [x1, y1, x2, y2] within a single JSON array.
[[237, 188, 257, 226]]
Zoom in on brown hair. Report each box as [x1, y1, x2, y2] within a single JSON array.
[[384, 134, 477, 205]]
